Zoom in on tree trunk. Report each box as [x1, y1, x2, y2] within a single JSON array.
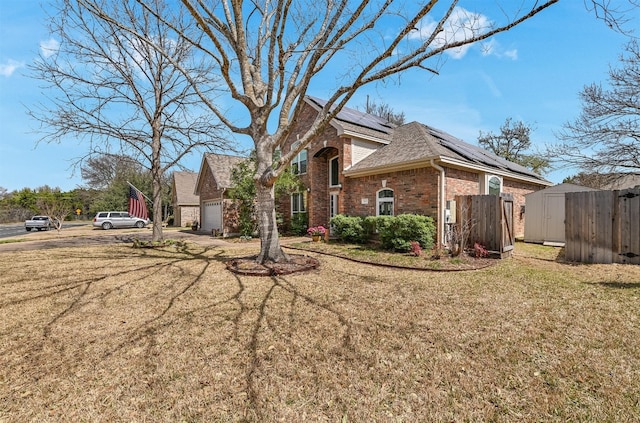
[[254, 141, 289, 264], [151, 127, 164, 242], [152, 178, 163, 242], [255, 181, 289, 264]]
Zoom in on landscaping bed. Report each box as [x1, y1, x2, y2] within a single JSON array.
[[288, 239, 496, 271]]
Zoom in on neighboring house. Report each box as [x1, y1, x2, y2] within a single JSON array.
[[600, 173, 640, 190], [195, 153, 246, 235], [276, 96, 553, 245], [171, 171, 200, 227], [524, 183, 600, 245]]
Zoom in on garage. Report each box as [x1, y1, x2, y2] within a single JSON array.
[[201, 200, 222, 233]]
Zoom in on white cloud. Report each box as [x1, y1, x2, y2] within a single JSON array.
[[40, 38, 60, 58], [409, 7, 493, 59], [0, 59, 24, 77], [481, 39, 518, 60], [408, 7, 522, 61]]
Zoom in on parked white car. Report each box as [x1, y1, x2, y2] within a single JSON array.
[[92, 211, 149, 230], [25, 216, 56, 231]]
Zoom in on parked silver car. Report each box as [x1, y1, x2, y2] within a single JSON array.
[[92, 211, 149, 230]]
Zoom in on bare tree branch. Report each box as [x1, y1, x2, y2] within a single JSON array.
[[29, 0, 234, 241]]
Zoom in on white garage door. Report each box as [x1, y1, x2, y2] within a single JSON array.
[[202, 200, 222, 232]]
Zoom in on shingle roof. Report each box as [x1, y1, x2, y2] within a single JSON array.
[[173, 171, 199, 205], [203, 153, 246, 188], [343, 120, 549, 183], [344, 122, 449, 170]]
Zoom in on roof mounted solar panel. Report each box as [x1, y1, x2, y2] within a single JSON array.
[[424, 124, 541, 179], [307, 96, 394, 134]]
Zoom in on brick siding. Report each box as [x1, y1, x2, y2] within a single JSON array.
[[275, 101, 545, 240]]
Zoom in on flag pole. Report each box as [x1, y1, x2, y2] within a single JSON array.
[[126, 181, 152, 203]]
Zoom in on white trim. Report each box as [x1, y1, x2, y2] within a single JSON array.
[[291, 192, 307, 214], [329, 155, 340, 187], [376, 188, 394, 216]]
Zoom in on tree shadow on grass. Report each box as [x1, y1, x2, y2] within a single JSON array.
[[235, 272, 354, 422], [3, 242, 355, 422], [2, 244, 229, 386], [595, 281, 640, 289]]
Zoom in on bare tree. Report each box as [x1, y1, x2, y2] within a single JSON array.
[[37, 196, 70, 233], [29, 0, 233, 241], [81, 154, 142, 190], [59, 0, 637, 264], [478, 118, 551, 175], [155, 0, 560, 264], [363, 97, 406, 126], [551, 40, 640, 176]]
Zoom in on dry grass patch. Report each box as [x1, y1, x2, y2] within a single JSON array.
[[1, 242, 639, 422]]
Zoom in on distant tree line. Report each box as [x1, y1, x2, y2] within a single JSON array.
[[0, 154, 172, 224]]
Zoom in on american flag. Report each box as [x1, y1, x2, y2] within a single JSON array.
[[128, 185, 149, 220]]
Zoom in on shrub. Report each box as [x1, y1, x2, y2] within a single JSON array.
[[473, 242, 489, 258], [375, 214, 435, 252], [330, 214, 370, 243], [409, 241, 422, 256], [289, 212, 308, 236]]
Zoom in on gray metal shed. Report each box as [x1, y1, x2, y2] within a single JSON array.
[[524, 183, 600, 245]]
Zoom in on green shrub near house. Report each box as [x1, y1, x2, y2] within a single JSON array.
[[330, 213, 435, 252], [330, 214, 371, 243], [375, 214, 435, 252]]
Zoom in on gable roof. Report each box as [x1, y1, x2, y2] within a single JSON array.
[[173, 171, 200, 205], [305, 97, 552, 185], [195, 153, 247, 194]]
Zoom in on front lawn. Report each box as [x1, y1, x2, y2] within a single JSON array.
[[1, 241, 639, 422]]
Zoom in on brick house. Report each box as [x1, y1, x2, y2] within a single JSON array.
[[277, 96, 553, 245], [171, 171, 200, 227], [194, 153, 246, 236]]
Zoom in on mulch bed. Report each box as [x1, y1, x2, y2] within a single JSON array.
[[226, 254, 320, 276], [285, 243, 497, 272]]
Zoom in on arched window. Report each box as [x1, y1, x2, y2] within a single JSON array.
[[488, 175, 502, 195], [377, 189, 394, 216]]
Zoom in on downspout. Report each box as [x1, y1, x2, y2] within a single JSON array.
[[220, 187, 226, 236], [430, 159, 446, 247]]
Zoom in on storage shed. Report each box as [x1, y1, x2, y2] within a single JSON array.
[[524, 183, 600, 245]]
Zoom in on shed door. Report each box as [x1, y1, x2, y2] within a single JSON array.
[[544, 193, 565, 243], [202, 200, 222, 232]]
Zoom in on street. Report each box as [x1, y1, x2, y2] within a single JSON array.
[[0, 222, 89, 239]]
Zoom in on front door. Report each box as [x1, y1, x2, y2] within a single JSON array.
[[329, 193, 339, 235]]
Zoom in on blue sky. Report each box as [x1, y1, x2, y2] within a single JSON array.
[[0, 1, 632, 192]]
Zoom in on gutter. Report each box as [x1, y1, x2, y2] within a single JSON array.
[[430, 159, 446, 247]]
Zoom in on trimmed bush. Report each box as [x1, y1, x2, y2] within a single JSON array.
[[375, 214, 435, 252], [330, 214, 371, 243], [330, 213, 436, 252]]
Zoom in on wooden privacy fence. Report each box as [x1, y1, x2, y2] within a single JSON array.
[[454, 194, 514, 258], [565, 188, 640, 264]]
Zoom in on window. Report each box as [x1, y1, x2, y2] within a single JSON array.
[[488, 175, 502, 195], [329, 156, 339, 187], [377, 189, 394, 216], [291, 144, 307, 175], [291, 192, 307, 214]]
